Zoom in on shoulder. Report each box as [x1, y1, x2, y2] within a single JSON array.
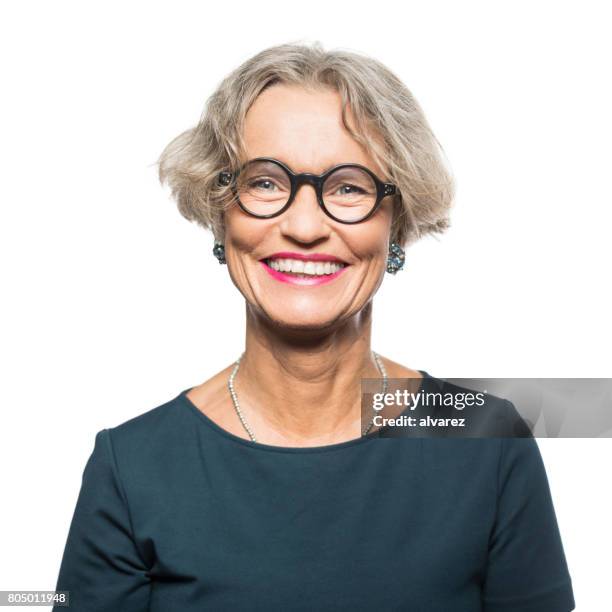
[[102, 391, 195, 469], [80, 392, 207, 542], [110, 392, 186, 436], [421, 373, 533, 438]]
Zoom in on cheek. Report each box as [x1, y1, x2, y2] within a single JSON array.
[[342, 219, 391, 263], [224, 209, 270, 257]]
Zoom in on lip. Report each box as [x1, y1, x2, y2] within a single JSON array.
[[259, 259, 349, 286], [262, 251, 348, 264]]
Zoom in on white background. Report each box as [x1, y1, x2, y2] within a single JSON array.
[[1, 1, 610, 609]]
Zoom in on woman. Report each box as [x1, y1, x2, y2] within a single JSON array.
[[53, 43, 575, 611]]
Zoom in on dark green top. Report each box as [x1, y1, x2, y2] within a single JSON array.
[[54, 372, 575, 611]]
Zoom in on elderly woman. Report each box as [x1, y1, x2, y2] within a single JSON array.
[[53, 43, 575, 611]]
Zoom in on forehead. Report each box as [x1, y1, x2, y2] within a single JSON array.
[[242, 83, 385, 176]]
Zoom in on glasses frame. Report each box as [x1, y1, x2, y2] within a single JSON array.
[[218, 157, 397, 224]]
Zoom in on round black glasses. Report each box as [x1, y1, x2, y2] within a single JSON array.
[[218, 157, 397, 224]]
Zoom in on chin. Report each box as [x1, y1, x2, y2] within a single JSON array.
[[264, 308, 343, 333]]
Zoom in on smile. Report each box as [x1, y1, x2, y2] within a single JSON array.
[[260, 255, 349, 286]]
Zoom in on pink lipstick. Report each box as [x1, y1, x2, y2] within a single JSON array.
[[260, 252, 349, 286]]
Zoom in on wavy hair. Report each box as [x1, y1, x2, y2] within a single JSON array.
[[158, 41, 454, 246]]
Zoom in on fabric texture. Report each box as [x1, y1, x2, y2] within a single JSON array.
[[53, 372, 575, 611]]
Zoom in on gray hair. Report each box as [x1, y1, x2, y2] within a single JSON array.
[[157, 41, 454, 246]]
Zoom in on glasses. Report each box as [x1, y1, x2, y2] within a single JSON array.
[[218, 157, 397, 224]]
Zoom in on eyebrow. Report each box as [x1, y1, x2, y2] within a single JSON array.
[[248, 157, 363, 174]]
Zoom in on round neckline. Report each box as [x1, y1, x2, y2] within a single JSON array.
[[177, 370, 432, 454]]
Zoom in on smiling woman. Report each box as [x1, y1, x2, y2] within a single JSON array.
[[195, 82, 401, 338], [52, 42, 575, 611]]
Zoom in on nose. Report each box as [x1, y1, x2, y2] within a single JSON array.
[[278, 182, 331, 243]]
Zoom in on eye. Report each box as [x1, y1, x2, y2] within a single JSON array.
[[334, 183, 367, 196], [248, 178, 279, 191]]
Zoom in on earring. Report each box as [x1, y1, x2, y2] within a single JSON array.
[[386, 242, 405, 274], [212, 241, 226, 264]]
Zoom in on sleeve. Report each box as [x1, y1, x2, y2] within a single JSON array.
[[482, 433, 575, 612], [53, 429, 151, 611]]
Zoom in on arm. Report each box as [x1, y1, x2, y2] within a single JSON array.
[[53, 429, 151, 611], [482, 417, 575, 612]]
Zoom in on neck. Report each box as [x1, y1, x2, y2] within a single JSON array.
[[236, 301, 381, 445]]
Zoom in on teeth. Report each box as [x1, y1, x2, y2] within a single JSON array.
[[266, 258, 345, 276]]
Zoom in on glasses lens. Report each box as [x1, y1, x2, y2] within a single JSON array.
[[323, 166, 378, 222], [236, 160, 291, 216]]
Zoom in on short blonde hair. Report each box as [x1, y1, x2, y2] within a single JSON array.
[[158, 41, 454, 246]]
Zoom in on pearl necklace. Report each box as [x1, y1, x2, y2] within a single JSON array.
[[227, 351, 389, 443]]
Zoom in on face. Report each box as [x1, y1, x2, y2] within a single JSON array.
[[222, 83, 395, 332]]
